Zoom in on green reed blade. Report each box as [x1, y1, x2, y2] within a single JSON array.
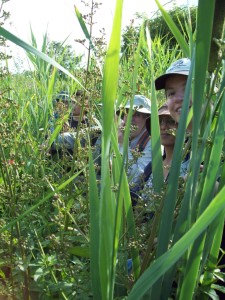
[[149, 52, 194, 298], [0, 26, 85, 89], [145, 26, 164, 192], [0, 169, 84, 234], [111, 126, 141, 280], [128, 184, 225, 300], [96, 0, 123, 298], [88, 151, 101, 300], [155, 0, 190, 57], [180, 82, 225, 300]]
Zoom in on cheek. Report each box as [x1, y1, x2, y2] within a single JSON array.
[[138, 117, 147, 128], [166, 102, 179, 122], [166, 99, 173, 110]]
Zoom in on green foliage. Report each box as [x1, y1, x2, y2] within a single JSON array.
[[121, 5, 197, 60], [0, 0, 225, 299], [47, 41, 84, 79]]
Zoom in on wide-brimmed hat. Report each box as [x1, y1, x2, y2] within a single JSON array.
[[55, 91, 70, 101], [158, 103, 170, 116], [123, 95, 151, 114], [155, 58, 191, 90], [146, 103, 171, 134]]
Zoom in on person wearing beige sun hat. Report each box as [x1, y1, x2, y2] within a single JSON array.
[[118, 94, 152, 186], [139, 103, 190, 205]]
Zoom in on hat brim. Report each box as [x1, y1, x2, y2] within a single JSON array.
[[55, 97, 75, 103], [158, 108, 170, 116], [155, 71, 189, 90], [124, 105, 150, 114], [145, 106, 171, 134]]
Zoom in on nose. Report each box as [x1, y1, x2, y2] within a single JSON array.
[[123, 114, 128, 124], [120, 119, 125, 126], [159, 120, 167, 129]]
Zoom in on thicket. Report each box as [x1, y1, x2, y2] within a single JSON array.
[[0, 0, 224, 299]]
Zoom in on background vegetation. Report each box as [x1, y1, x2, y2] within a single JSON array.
[[0, 0, 225, 299]]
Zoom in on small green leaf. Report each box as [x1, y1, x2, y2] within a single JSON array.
[[69, 246, 90, 258]]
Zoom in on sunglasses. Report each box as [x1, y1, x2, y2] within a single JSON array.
[[159, 117, 177, 126]]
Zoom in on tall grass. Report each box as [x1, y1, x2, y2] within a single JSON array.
[[0, 0, 224, 299]]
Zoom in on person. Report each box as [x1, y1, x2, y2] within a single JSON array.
[[144, 103, 189, 189], [118, 95, 152, 187], [69, 90, 89, 129], [130, 103, 189, 206], [50, 90, 100, 155], [155, 57, 192, 128], [127, 103, 190, 275], [154, 58, 224, 296], [52, 90, 89, 130]]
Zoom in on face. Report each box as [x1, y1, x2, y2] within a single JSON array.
[[71, 95, 82, 116], [165, 75, 192, 124], [159, 115, 177, 146], [55, 100, 70, 116], [123, 110, 148, 139], [71, 95, 89, 117], [72, 103, 82, 116]]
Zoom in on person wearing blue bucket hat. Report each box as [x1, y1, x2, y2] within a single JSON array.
[[155, 58, 192, 130], [50, 90, 100, 157], [156, 58, 224, 296]]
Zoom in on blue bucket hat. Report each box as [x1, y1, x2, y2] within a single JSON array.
[[55, 91, 70, 102], [155, 58, 191, 90]]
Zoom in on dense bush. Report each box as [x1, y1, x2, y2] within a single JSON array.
[[0, 0, 225, 299]]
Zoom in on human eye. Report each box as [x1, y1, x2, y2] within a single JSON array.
[[133, 112, 141, 118], [166, 90, 174, 98]]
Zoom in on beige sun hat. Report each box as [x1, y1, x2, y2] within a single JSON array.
[[158, 103, 170, 116], [146, 103, 171, 134], [155, 58, 191, 90], [123, 95, 151, 114]]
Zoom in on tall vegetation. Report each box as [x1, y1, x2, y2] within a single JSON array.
[[0, 0, 224, 299]]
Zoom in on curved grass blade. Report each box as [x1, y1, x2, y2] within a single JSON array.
[[155, 0, 189, 57], [128, 184, 225, 300], [95, 0, 123, 298], [180, 85, 225, 300], [0, 169, 84, 234], [178, 1, 218, 297], [145, 25, 164, 192], [150, 54, 194, 298], [0, 26, 85, 89], [111, 127, 141, 280]]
